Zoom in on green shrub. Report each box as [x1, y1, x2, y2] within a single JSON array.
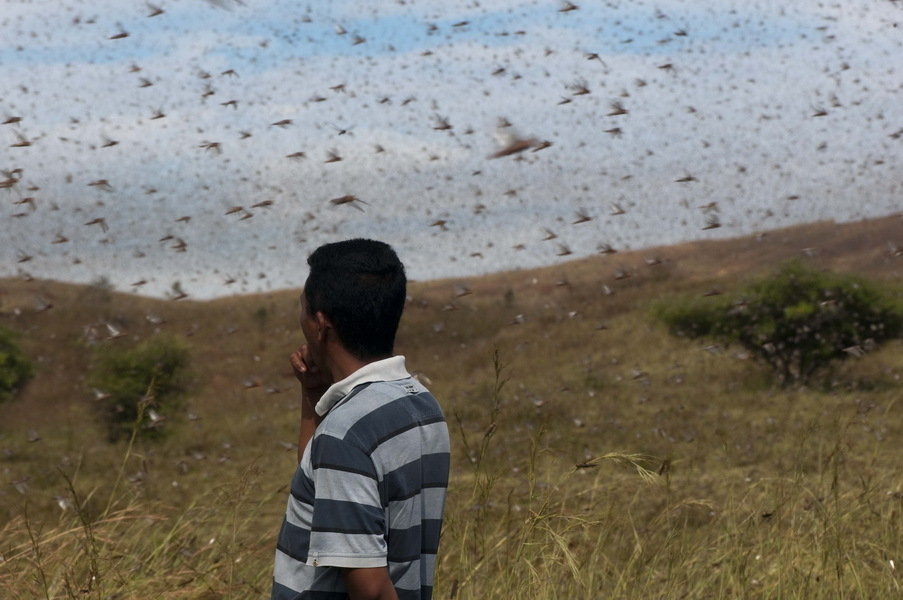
[[654, 260, 903, 385], [654, 294, 730, 339], [88, 334, 190, 440], [0, 326, 33, 402]]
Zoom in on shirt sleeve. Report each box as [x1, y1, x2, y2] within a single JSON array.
[[305, 432, 388, 568]]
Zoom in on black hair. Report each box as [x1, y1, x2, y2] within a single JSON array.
[[304, 239, 407, 360]]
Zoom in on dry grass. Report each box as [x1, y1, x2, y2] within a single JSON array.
[[1, 215, 901, 598]]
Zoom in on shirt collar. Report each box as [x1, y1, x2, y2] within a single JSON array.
[[315, 355, 410, 416]]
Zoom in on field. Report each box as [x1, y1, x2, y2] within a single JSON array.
[[1, 215, 901, 599]]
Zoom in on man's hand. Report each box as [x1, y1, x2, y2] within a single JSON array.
[[290, 344, 333, 395], [343, 567, 399, 600], [291, 344, 332, 462]]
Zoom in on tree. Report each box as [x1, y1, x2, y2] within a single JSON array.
[[0, 327, 33, 402], [88, 334, 191, 440], [655, 260, 903, 385]]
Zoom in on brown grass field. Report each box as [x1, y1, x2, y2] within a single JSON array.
[[1, 214, 901, 599]]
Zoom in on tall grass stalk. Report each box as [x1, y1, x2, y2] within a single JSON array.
[[103, 384, 154, 516]]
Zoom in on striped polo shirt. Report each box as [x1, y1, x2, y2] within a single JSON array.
[[272, 356, 450, 600]]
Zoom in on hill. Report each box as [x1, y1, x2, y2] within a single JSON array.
[[0, 214, 901, 599]]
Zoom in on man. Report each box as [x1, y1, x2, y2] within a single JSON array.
[[272, 239, 450, 600]]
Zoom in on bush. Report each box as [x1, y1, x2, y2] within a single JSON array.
[[0, 326, 33, 402], [88, 334, 191, 440], [654, 260, 903, 385]]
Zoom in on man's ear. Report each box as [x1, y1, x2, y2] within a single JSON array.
[[314, 311, 333, 343]]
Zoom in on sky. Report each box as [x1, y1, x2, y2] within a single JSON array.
[[2, 0, 901, 299]]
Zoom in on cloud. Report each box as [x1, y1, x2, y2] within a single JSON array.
[[1, 0, 901, 298]]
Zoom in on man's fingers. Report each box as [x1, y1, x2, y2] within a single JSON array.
[[300, 346, 322, 371], [290, 347, 311, 373], [291, 345, 324, 379], [290, 353, 307, 373], [298, 345, 316, 365]]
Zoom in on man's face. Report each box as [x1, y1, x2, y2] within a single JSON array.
[[297, 297, 309, 337], [298, 287, 324, 365], [298, 288, 315, 341]]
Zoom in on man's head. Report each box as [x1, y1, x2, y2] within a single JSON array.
[[302, 239, 406, 361]]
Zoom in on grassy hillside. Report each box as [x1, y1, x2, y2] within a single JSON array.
[[1, 215, 901, 599]]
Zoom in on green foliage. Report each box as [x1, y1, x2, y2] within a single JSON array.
[[653, 294, 730, 339], [655, 260, 903, 384], [0, 326, 33, 402], [88, 334, 191, 440]]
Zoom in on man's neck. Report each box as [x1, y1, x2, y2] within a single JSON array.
[[326, 348, 391, 384]]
